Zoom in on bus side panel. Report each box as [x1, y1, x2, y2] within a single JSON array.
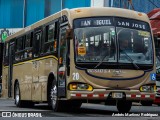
[[13, 61, 32, 100], [31, 83, 41, 101], [31, 59, 41, 101], [39, 57, 58, 101], [11, 56, 58, 102], [2, 67, 9, 98]]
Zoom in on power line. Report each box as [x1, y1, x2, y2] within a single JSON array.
[[155, 0, 160, 8], [148, 0, 159, 8]]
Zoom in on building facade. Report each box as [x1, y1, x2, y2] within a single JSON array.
[[106, 0, 160, 13], [0, 0, 159, 28], [0, 0, 90, 28]]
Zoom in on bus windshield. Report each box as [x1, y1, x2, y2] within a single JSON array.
[[74, 26, 116, 62], [74, 17, 153, 66], [118, 28, 152, 64]]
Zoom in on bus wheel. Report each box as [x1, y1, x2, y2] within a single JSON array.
[[49, 81, 64, 111], [15, 82, 25, 107], [117, 100, 132, 113]]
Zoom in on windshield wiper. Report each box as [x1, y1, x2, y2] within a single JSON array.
[[94, 53, 110, 69], [120, 48, 140, 70]]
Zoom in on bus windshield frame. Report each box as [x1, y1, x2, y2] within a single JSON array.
[[73, 17, 153, 69]]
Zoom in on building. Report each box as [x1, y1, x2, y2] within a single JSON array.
[[92, 0, 160, 13], [0, 0, 90, 28], [105, 0, 160, 13], [0, 0, 159, 28]]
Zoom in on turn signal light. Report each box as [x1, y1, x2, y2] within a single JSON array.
[[72, 84, 77, 89], [140, 84, 156, 92], [69, 83, 93, 91]]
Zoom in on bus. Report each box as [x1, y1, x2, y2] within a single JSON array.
[[2, 7, 156, 113]]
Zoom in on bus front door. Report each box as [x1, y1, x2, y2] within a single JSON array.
[[57, 27, 68, 97]]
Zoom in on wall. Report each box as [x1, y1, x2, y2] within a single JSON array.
[[0, 0, 23, 28], [132, 0, 160, 13], [64, 0, 90, 9], [107, 0, 160, 13], [25, 0, 45, 26], [26, 0, 90, 26]]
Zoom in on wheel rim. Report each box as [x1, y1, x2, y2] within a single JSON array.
[[50, 85, 57, 108], [15, 85, 20, 105]]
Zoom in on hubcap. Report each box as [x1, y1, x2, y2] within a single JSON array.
[[50, 85, 57, 107], [15, 86, 19, 104]]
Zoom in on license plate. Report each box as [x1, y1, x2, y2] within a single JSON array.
[[112, 92, 123, 98]]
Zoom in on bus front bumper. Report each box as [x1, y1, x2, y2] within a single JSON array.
[[68, 90, 155, 101]]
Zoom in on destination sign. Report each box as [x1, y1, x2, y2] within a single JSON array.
[[115, 18, 150, 31], [74, 17, 150, 31], [81, 19, 112, 26], [74, 17, 113, 28]]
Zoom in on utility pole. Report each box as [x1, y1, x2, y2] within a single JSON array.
[[128, 0, 134, 10]]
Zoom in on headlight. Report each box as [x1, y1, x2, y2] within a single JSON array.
[[140, 84, 156, 92], [69, 83, 93, 91]]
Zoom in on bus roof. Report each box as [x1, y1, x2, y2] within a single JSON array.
[[70, 7, 149, 22], [5, 7, 150, 42]]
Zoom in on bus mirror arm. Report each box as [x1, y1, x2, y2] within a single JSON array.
[[66, 29, 73, 40]]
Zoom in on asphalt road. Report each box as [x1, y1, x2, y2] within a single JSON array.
[[0, 98, 160, 120]]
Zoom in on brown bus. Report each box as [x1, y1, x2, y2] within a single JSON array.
[[2, 7, 156, 113]]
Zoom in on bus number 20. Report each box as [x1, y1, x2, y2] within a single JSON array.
[[72, 73, 79, 80]]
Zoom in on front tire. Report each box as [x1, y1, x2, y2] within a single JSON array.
[[49, 81, 64, 112], [49, 81, 82, 112], [117, 100, 132, 113]]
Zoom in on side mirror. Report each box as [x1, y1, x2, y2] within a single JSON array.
[[66, 29, 73, 39]]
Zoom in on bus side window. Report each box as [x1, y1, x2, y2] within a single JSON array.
[[34, 30, 42, 57], [24, 33, 33, 59], [44, 21, 58, 54], [59, 30, 67, 65], [15, 37, 24, 61]]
